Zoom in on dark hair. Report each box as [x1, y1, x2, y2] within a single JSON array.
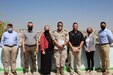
[[28, 22, 33, 24], [57, 21, 63, 26], [73, 22, 78, 25], [100, 22, 106, 25], [7, 24, 13, 27]]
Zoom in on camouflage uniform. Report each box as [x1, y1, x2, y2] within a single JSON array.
[[52, 30, 69, 68]]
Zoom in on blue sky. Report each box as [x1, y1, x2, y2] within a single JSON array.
[[0, 0, 113, 31]]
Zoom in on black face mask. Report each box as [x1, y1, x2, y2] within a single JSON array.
[[101, 26, 106, 30], [44, 30, 50, 38], [28, 26, 33, 31], [87, 31, 92, 34], [44, 30, 49, 33]]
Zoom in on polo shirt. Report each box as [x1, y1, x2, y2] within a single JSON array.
[[69, 30, 84, 47]]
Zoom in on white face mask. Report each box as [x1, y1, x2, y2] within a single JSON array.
[[8, 28, 13, 33]]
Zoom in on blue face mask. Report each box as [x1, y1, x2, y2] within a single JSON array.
[[8, 28, 13, 33]]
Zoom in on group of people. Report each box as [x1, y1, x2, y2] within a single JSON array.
[[1, 21, 113, 75]]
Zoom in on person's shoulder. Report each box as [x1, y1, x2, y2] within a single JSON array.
[[98, 30, 102, 34], [63, 29, 68, 33], [13, 31, 18, 35], [3, 31, 7, 34], [98, 30, 101, 32], [62, 30, 68, 35], [53, 30, 57, 32], [13, 31, 17, 33], [91, 33, 95, 38], [63, 29, 67, 31], [52, 30, 57, 33], [77, 30, 81, 33], [32, 31, 38, 34], [69, 30, 73, 34], [40, 33, 44, 37], [2, 31, 7, 35], [32, 30, 37, 33], [91, 33, 95, 36], [77, 30, 83, 35], [22, 30, 27, 33], [106, 28, 111, 32]]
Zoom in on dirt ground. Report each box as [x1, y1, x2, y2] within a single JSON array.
[[0, 71, 113, 75]]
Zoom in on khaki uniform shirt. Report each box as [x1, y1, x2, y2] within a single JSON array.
[[52, 30, 69, 49]]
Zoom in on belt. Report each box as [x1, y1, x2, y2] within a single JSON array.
[[4, 44, 17, 47], [100, 43, 109, 45], [25, 44, 36, 47]]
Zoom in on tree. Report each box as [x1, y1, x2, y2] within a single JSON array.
[[0, 21, 6, 41]]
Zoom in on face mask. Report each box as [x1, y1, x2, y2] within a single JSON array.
[[101, 26, 106, 30], [28, 26, 33, 31], [8, 28, 13, 33], [87, 31, 92, 34], [44, 30, 49, 33]]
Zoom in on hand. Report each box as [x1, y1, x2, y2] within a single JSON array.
[[23, 48, 26, 53], [17, 46, 19, 48], [62, 44, 65, 47], [72, 47, 78, 53], [57, 44, 64, 49], [62, 43, 66, 47], [86, 49, 90, 52], [35, 48, 38, 54], [87, 50, 90, 52], [76, 47, 80, 53], [42, 51, 46, 54], [78, 46, 81, 50]]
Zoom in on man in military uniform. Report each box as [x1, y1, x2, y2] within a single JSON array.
[[52, 22, 69, 75]]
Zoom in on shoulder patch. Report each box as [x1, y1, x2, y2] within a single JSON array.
[[64, 30, 67, 32], [53, 30, 56, 33]]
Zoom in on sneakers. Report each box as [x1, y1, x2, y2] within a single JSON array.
[[85, 70, 90, 74], [106, 70, 110, 74], [76, 71, 81, 75], [56, 68, 60, 75], [85, 70, 93, 74], [12, 72, 17, 75], [89, 71, 93, 74], [70, 71, 74, 75], [32, 72, 37, 75], [24, 72, 37, 75], [61, 67, 65, 75], [24, 72, 28, 75]]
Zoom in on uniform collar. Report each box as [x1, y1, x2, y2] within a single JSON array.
[[57, 29, 63, 33]]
